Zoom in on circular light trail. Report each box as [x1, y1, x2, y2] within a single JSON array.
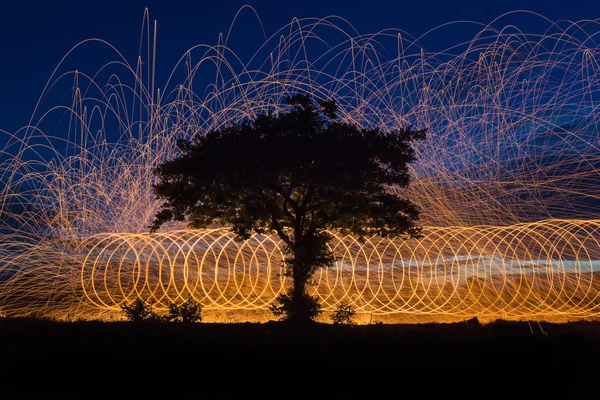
[[78, 221, 600, 321]]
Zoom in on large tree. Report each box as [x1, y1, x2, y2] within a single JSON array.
[[151, 94, 426, 322]]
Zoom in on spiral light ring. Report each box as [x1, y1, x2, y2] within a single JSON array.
[[77, 220, 600, 319]]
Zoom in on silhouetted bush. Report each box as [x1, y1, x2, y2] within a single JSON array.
[[269, 289, 322, 322], [165, 298, 202, 323], [120, 298, 160, 322], [330, 303, 356, 325]]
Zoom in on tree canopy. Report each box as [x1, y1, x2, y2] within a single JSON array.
[[151, 93, 426, 322], [151, 94, 425, 239]]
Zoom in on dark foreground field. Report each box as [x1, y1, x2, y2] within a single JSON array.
[[1, 317, 599, 393]]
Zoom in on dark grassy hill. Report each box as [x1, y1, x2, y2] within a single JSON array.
[[2, 317, 597, 394], [1, 317, 598, 363]]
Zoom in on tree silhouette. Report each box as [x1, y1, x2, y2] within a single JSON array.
[[120, 298, 160, 322], [330, 303, 357, 325], [151, 94, 426, 323], [165, 298, 203, 323]]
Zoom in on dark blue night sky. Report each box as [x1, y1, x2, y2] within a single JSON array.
[[1, 0, 600, 133]]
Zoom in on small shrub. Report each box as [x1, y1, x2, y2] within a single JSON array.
[[165, 298, 202, 323], [330, 303, 356, 325], [269, 289, 322, 322], [120, 298, 160, 322]]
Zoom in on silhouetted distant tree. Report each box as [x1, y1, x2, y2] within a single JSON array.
[[164, 298, 203, 323], [121, 298, 160, 322], [330, 303, 357, 325], [151, 94, 426, 323]]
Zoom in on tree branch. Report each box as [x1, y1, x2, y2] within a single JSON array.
[[276, 187, 300, 216], [270, 216, 293, 246]]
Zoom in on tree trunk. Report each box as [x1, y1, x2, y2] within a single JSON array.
[[281, 230, 325, 323], [290, 260, 309, 322]]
